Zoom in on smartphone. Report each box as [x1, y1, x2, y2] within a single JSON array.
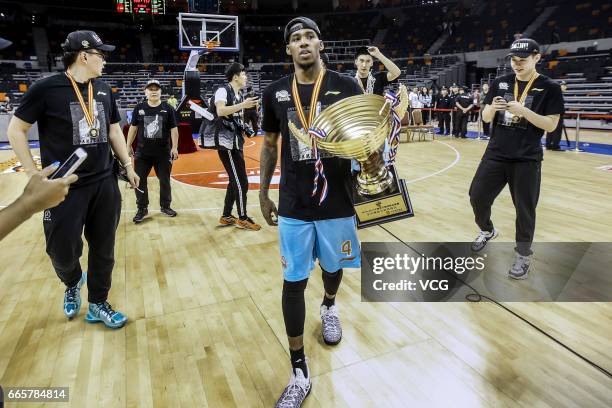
[[50, 148, 88, 179]]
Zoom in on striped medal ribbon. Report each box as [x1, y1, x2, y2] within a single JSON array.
[[292, 68, 329, 204], [66, 72, 98, 139]]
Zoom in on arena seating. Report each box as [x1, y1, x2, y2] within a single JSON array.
[[1, 1, 610, 122], [532, 0, 611, 44], [438, 0, 547, 54]]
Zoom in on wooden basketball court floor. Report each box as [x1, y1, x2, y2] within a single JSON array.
[[0, 129, 611, 407]]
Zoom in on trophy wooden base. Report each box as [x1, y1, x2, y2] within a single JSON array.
[[352, 165, 414, 229]]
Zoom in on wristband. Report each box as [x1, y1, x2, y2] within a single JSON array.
[[123, 162, 133, 168]]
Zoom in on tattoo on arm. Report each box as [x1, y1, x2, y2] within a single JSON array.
[[259, 132, 279, 196]]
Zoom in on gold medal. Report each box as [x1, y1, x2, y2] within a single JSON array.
[[513, 71, 539, 106], [292, 68, 326, 131], [65, 72, 96, 134]]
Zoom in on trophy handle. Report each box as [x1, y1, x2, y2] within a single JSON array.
[[394, 84, 409, 119]]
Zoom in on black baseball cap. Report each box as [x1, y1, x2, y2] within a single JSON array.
[[61, 30, 115, 52], [284, 17, 321, 43], [145, 79, 161, 89], [507, 38, 540, 57]]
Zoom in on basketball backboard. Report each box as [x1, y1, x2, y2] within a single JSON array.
[[178, 13, 239, 53]]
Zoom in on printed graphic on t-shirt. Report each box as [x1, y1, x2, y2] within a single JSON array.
[[287, 104, 333, 162], [70, 101, 108, 145], [144, 114, 163, 139], [497, 93, 534, 130]]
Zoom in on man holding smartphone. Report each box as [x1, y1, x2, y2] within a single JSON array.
[[7, 30, 139, 328], [127, 79, 179, 224], [469, 39, 563, 279]]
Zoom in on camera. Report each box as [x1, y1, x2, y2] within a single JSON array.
[[241, 123, 255, 137]]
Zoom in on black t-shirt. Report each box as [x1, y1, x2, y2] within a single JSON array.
[[358, 71, 394, 96], [262, 70, 363, 221], [483, 73, 564, 162], [130, 101, 177, 158], [14, 73, 121, 187]]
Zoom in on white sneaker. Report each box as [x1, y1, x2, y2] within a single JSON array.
[[275, 363, 311, 408], [471, 228, 498, 252], [509, 253, 532, 280], [320, 304, 342, 345]]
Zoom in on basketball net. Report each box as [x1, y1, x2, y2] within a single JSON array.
[[202, 40, 221, 50]]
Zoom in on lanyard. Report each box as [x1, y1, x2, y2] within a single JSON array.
[[514, 71, 539, 105], [292, 68, 326, 130]]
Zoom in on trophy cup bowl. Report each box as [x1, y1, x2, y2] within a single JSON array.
[[289, 85, 408, 196]]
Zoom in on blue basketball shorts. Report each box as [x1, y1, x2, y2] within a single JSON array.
[[278, 215, 361, 282]]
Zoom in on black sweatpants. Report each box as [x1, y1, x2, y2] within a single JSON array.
[[243, 109, 259, 134], [469, 159, 541, 256], [218, 149, 248, 219], [456, 111, 470, 137], [135, 154, 172, 209], [438, 112, 451, 134], [545, 113, 563, 148], [43, 175, 121, 303], [452, 109, 459, 135]]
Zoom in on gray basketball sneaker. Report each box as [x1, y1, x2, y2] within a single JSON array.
[[320, 304, 342, 345], [471, 228, 498, 252], [275, 361, 311, 408], [509, 253, 532, 280]]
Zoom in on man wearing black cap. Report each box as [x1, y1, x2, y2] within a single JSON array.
[[7, 30, 139, 328], [455, 86, 474, 138], [127, 79, 179, 223], [259, 17, 363, 408], [469, 38, 563, 279], [354, 45, 401, 95], [545, 80, 567, 150]]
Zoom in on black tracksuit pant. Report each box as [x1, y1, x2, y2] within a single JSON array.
[[218, 149, 249, 219], [135, 153, 172, 209], [43, 175, 121, 303], [438, 112, 451, 134], [469, 159, 541, 256]]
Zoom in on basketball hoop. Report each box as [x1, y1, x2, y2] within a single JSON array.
[[202, 40, 221, 50]]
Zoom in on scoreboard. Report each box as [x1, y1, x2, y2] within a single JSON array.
[[116, 0, 166, 15]]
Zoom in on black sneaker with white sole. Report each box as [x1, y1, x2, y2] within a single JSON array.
[[160, 207, 177, 217], [471, 228, 498, 252], [133, 208, 148, 224]]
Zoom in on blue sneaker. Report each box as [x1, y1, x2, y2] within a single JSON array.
[[64, 273, 86, 319], [85, 301, 128, 329]]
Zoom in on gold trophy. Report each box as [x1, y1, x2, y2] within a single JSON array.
[[289, 85, 414, 228]]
